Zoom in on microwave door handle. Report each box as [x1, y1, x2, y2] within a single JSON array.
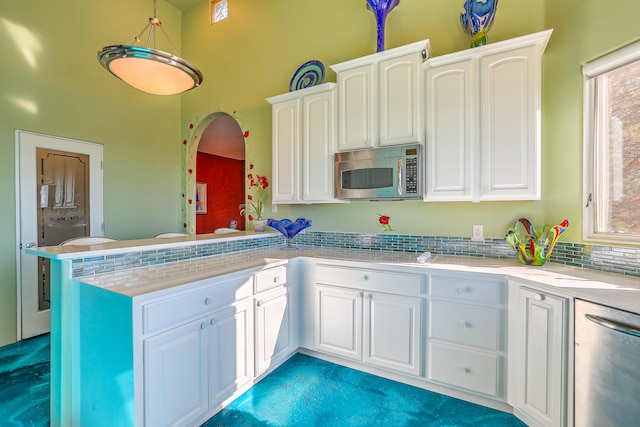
[[397, 158, 403, 196]]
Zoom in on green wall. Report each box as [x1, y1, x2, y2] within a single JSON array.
[[0, 1, 184, 345], [180, 0, 547, 238], [1, 0, 639, 346]]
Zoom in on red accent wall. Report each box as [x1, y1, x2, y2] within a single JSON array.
[[196, 153, 246, 234]]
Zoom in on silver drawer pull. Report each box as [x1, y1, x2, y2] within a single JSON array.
[[362, 275, 369, 281], [210, 318, 217, 326], [200, 322, 208, 329], [457, 320, 471, 328], [456, 287, 468, 294], [204, 297, 213, 305], [257, 300, 264, 307], [457, 366, 470, 374], [534, 294, 545, 301], [273, 276, 279, 283]]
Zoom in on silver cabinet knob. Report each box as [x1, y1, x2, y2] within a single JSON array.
[[204, 297, 212, 305], [25, 242, 37, 249], [257, 300, 264, 307], [273, 276, 279, 283], [534, 294, 545, 301], [200, 322, 208, 329], [457, 366, 470, 374]]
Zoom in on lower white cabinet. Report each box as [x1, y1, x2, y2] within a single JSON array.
[[255, 284, 298, 376], [313, 263, 425, 377], [145, 317, 209, 427], [315, 285, 363, 360], [427, 272, 507, 400], [510, 284, 568, 427], [144, 299, 254, 427]]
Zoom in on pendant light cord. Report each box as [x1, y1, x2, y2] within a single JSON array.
[[131, 0, 181, 56]]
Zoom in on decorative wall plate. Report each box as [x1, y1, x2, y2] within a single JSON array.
[[289, 60, 325, 91]]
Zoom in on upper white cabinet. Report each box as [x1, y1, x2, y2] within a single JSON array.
[[267, 83, 339, 204], [330, 39, 431, 151], [424, 29, 552, 202]]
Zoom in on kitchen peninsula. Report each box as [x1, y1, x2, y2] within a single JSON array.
[[28, 232, 640, 427]]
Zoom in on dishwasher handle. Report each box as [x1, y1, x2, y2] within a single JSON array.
[[585, 313, 640, 337]]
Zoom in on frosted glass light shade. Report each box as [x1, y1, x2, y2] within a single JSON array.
[[98, 45, 203, 95]]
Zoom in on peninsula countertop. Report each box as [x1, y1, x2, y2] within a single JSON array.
[[47, 243, 640, 314]]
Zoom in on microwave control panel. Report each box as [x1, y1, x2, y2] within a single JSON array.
[[405, 157, 418, 194]]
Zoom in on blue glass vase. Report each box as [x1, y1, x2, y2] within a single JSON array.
[[267, 218, 312, 250], [366, 0, 401, 52], [460, 0, 499, 48]]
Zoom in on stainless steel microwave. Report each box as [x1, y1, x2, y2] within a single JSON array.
[[335, 144, 423, 200]]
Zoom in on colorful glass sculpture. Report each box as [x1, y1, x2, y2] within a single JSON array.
[[460, 0, 499, 48], [366, 0, 401, 52], [267, 218, 312, 250], [505, 218, 569, 266]]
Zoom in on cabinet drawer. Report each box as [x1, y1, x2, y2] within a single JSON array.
[[430, 300, 502, 351], [315, 264, 425, 295], [143, 276, 252, 334], [254, 265, 287, 294], [429, 342, 500, 398], [429, 275, 504, 305]]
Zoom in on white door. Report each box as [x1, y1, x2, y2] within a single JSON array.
[[364, 292, 422, 376], [315, 285, 363, 360], [254, 286, 293, 376], [16, 130, 103, 339]]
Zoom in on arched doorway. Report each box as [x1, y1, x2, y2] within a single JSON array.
[[182, 112, 246, 234]]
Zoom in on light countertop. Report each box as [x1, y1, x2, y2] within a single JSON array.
[[73, 245, 640, 313]]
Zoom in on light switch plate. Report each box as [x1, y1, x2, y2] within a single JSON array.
[[472, 224, 484, 242]]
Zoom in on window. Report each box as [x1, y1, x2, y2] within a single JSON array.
[[583, 41, 640, 244]]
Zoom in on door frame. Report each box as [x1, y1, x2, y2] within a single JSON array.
[[15, 130, 104, 339]]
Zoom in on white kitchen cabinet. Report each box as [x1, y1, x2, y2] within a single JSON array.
[[208, 301, 254, 409], [315, 285, 363, 360], [143, 273, 255, 426], [255, 285, 298, 376], [510, 284, 568, 427], [254, 264, 299, 376], [427, 272, 507, 400], [330, 39, 431, 151], [267, 83, 339, 204], [424, 29, 552, 202], [313, 262, 425, 377], [145, 317, 209, 427], [364, 291, 422, 376]]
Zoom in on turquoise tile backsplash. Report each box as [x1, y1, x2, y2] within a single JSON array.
[[71, 231, 640, 278]]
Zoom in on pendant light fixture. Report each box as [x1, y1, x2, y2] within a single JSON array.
[[97, 0, 203, 95]]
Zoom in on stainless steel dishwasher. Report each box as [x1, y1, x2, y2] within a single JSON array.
[[575, 299, 640, 427]]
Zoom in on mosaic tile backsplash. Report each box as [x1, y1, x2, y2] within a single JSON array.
[[72, 231, 640, 278]]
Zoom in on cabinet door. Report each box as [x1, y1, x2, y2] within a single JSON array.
[[480, 45, 540, 201], [379, 52, 422, 146], [255, 286, 296, 376], [337, 64, 376, 151], [144, 319, 208, 427], [208, 301, 254, 409], [271, 98, 301, 203], [425, 59, 476, 201], [364, 292, 422, 376], [515, 287, 567, 427], [303, 90, 336, 201], [315, 285, 363, 360]]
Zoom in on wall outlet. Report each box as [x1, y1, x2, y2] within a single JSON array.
[[472, 224, 484, 242]]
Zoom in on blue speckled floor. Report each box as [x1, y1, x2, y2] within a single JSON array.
[[1, 337, 526, 427], [0, 334, 50, 426], [202, 353, 526, 427]]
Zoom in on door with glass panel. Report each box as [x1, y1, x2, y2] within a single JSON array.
[[17, 131, 103, 339]]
